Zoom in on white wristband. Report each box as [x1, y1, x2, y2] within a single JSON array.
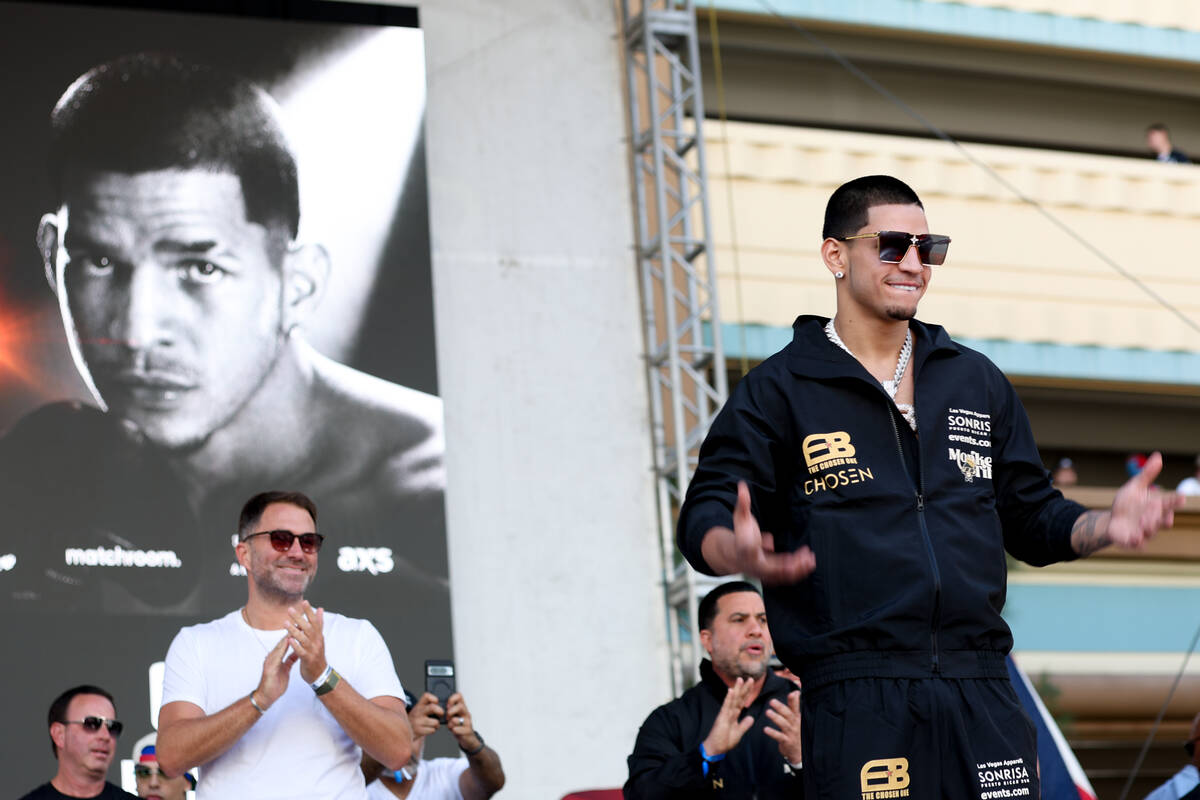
[[310, 664, 334, 691]]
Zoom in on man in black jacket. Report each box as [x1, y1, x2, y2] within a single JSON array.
[[625, 581, 803, 800], [677, 175, 1183, 800]]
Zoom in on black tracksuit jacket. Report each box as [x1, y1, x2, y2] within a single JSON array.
[[678, 315, 1085, 686], [625, 659, 804, 800]]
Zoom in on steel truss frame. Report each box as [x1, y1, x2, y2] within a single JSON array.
[[620, 0, 729, 694]]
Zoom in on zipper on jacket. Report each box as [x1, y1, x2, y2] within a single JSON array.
[[888, 405, 943, 673]]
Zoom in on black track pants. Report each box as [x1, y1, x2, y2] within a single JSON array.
[[801, 676, 1038, 800]]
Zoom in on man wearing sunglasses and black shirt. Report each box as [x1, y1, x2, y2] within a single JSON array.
[[678, 174, 1183, 800], [155, 491, 413, 799], [19, 685, 138, 800]]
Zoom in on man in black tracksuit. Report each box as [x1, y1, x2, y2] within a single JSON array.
[[626, 582, 804, 799], [677, 175, 1183, 800]]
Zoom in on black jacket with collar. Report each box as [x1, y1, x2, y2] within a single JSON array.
[[678, 315, 1084, 686], [624, 659, 803, 800]]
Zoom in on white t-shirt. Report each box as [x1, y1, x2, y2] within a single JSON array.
[[1145, 764, 1200, 800], [366, 757, 469, 800], [1177, 476, 1200, 496], [162, 609, 405, 800]]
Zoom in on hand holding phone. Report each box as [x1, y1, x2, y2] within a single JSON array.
[[425, 659, 455, 722]]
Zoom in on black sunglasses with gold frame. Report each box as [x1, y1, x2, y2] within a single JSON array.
[[836, 230, 952, 267]]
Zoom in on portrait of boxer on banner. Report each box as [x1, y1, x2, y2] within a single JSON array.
[[0, 18, 446, 620]]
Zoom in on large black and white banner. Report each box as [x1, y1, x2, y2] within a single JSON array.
[[0, 0, 448, 785]]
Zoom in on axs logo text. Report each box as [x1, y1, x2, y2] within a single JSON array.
[[337, 547, 394, 575]]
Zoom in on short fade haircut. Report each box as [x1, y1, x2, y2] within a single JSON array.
[[48, 685, 115, 758], [1147, 122, 1170, 134], [49, 52, 300, 238], [822, 174, 923, 240], [698, 580, 761, 632], [238, 490, 319, 539]]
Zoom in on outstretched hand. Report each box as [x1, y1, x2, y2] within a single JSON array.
[[733, 482, 816, 585], [1107, 452, 1184, 549], [701, 677, 757, 758], [763, 690, 802, 765]]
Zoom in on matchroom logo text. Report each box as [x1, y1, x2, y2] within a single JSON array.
[[65, 546, 182, 568]]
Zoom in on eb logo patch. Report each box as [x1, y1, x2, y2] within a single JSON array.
[[860, 757, 910, 799], [802, 431, 856, 473], [801, 431, 875, 495]]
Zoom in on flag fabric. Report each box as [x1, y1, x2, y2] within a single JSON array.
[[1007, 655, 1097, 800]]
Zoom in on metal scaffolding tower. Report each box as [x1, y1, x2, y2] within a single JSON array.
[[620, 0, 729, 694]]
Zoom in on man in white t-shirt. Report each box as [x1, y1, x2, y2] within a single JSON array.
[[1176, 456, 1200, 496], [1145, 712, 1200, 800], [364, 690, 505, 800], [156, 491, 413, 799]]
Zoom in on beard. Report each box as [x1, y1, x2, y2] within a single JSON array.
[[712, 648, 769, 681], [885, 303, 917, 321], [256, 576, 308, 603], [249, 555, 314, 603]]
